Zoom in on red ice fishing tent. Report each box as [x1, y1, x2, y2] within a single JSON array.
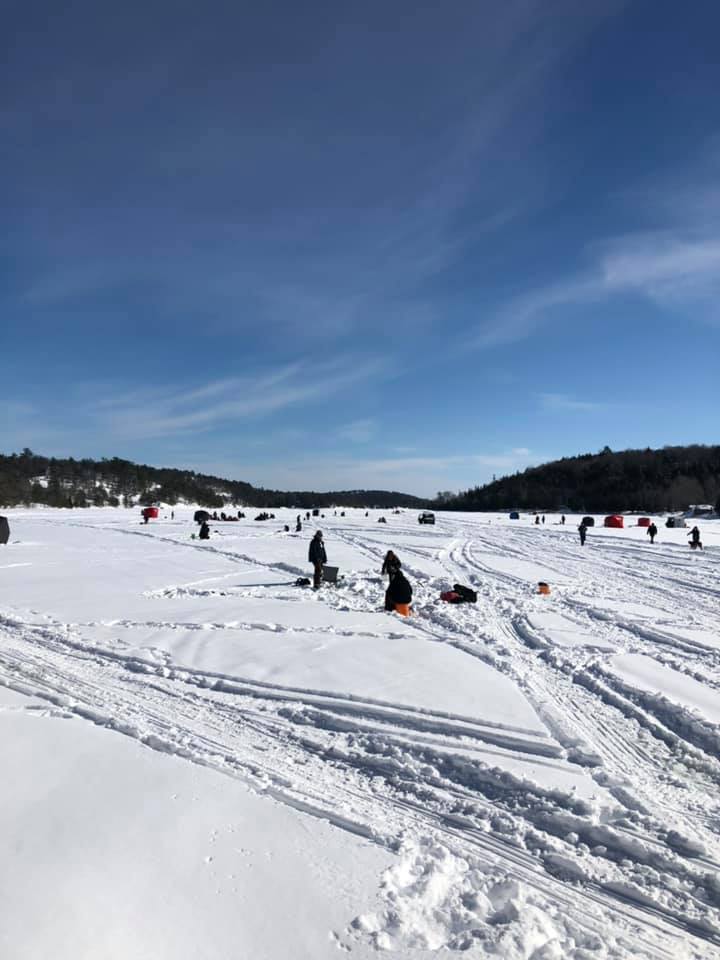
[[637, 517, 651, 527], [142, 507, 159, 520], [604, 515, 624, 528]]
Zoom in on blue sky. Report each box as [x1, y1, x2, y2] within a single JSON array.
[[3, 0, 719, 496]]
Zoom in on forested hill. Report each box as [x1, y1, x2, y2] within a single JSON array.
[[0, 450, 427, 510], [440, 445, 720, 514]]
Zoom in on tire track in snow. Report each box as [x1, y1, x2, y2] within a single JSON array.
[[3, 515, 720, 955], [0, 613, 713, 955]]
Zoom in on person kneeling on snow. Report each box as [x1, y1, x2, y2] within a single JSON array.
[[309, 530, 327, 589], [385, 568, 412, 613]]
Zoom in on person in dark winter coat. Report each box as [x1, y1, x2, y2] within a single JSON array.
[[309, 531, 327, 588], [578, 522, 587, 546], [647, 522, 658, 544], [688, 526, 703, 549], [199, 521, 210, 540], [381, 550, 401, 581], [385, 569, 412, 612]]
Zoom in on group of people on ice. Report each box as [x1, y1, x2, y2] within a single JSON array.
[[308, 532, 413, 614], [198, 516, 706, 613], [577, 519, 702, 549]]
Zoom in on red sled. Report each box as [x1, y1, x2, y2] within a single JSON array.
[[441, 591, 462, 603]]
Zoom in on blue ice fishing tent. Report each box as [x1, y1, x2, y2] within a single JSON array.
[[509, 511, 520, 520]]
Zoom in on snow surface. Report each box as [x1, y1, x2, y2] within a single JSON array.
[[1, 506, 719, 958]]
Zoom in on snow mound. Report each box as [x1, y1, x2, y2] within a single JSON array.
[[350, 836, 608, 956]]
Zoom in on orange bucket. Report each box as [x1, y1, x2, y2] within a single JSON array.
[[537, 582, 550, 595], [394, 603, 412, 617]]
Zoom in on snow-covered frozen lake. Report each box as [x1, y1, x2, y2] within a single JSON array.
[[1, 507, 719, 958]]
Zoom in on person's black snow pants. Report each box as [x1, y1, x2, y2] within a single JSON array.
[[313, 561, 324, 589]]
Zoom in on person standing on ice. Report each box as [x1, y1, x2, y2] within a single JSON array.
[[199, 520, 210, 540], [578, 522, 587, 546], [308, 530, 327, 589], [647, 522, 658, 544], [688, 526, 703, 550], [561, 515, 566, 525]]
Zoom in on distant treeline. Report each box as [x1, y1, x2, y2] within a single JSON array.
[[0, 450, 427, 510], [437, 445, 720, 513]]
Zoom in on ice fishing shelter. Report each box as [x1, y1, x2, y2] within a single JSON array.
[[666, 516, 686, 528], [509, 511, 520, 519], [581, 516, 595, 527], [637, 517, 651, 527], [194, 510, 211, 523], [142, 507, 159, 520], [0, 516, 9, 545], [604, 515, 624, 528]]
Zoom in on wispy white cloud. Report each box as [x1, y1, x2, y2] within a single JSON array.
[[476, 156, 720, 346], [3, 358, 389, 454], [477, 233, 720, 347], [475, 277, 599, 347], [227, 448, 540, 497], [538, 393, 607, 413], [98, 357, 387, 439], [336, 419, 376, 443], [7, 2, 623, 350], [600, 234, 720, 310], [349, 452, 534, 474]]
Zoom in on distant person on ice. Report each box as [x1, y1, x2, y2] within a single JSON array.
[[647, 522, 658, 544], [309, 530, 327, 589], [561, 515, 566, 525], [384, 568, 412, 613], [199, 521, 210, 540], [382, 550, 401, 581], [578, 522, 587, 546], [688, 526, 703, 550], [535, 515, 540, 525]]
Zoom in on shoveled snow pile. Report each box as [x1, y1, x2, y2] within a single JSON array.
[[0, 506, 719, 959]]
